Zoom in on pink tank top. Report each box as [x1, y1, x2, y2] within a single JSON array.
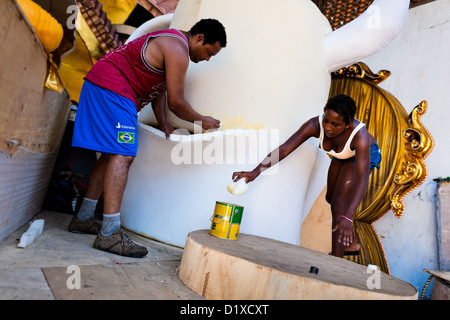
[[84, 29, 188, 111]]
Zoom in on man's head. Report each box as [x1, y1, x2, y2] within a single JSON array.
[[188, 19, 227, 63]]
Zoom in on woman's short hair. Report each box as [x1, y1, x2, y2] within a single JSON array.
[[324, 94, 357, 124]]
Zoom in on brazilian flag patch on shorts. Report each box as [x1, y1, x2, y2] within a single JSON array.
[[118, 132, 135, 144]]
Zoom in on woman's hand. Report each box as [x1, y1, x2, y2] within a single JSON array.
[[332, 216, 354, 247], [232, 170, 259, 184]]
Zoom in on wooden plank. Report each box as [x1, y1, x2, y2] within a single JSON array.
[[42, 261, 203, 300], [432, 278, 450, 300], [178, 230, 418, 300], [424, 269, 450, 283], [300, 187, 332, 254], [0, 268, 54, 300]]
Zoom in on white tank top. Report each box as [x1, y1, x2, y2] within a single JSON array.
[[318, 114, 365, 160]]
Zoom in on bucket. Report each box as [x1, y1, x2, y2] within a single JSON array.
[[210, 201, 244, 240]]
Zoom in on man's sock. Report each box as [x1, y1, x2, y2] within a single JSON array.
[[76, 197, 98, 221], [100, 212, 121, 237]]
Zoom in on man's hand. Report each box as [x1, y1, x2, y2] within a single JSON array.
[[201, 116, 221, 130], [151, 92, 174, 139], [160, 122, 175, 139]]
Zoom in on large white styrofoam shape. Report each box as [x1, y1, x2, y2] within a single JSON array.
[[121, 0, 410, 247]]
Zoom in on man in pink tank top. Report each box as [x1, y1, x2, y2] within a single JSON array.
[[69, 19, 227, 258]]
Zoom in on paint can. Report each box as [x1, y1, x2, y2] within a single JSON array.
[[210, 201, 244, 240]]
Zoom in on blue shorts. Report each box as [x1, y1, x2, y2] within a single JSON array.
[[72, 81, 138, 156], [332, 142, 381, 171]]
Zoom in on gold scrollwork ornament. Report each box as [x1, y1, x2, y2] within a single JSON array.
[[391, 101, 434, 217]]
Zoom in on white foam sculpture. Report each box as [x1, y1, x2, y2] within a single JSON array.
[[121, 0, 410, 247]]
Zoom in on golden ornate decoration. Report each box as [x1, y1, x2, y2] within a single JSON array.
[[330, 62, 434, 273], [391, 101, 434, 217], [332, 62, 391, 84]]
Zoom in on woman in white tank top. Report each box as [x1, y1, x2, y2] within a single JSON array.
[[233, 94, 381, 258]]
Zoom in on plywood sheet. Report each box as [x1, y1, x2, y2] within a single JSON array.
[[0, 268, 53, 300], [42, 261, 203, 300], [300, 187, 332, 253]]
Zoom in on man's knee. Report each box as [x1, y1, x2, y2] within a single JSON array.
[[109, 154, 135, 167]]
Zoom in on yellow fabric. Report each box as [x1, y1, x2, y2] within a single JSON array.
[[44, 56, 65, 93], [16, 0, 63, 53], [75, 12, 106, 62], [100, 0, 138, 24], [59, 33, 96, 102], [59, 13, 106, 102]]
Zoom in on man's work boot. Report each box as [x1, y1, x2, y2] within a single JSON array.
[[68, 216, 101, 235], [93, 228, 148, 258]]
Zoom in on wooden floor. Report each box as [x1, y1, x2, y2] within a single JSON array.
[[0, 211, 202, 300], [42, 261, 198, 300]]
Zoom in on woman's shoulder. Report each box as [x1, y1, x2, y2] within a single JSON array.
[[353, 125, 375, 147]]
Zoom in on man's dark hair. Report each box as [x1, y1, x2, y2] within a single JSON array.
[[324, 94, 357, 124], [190, 19, 227, 47]]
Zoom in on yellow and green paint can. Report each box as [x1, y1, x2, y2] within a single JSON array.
[[210, 201, 244, 240]]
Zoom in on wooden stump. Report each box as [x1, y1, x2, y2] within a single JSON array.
[[178, 230, 418, 300]]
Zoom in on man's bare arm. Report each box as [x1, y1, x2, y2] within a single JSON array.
[[151, 92, 173, 139], [162, 38, 220, 129]]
